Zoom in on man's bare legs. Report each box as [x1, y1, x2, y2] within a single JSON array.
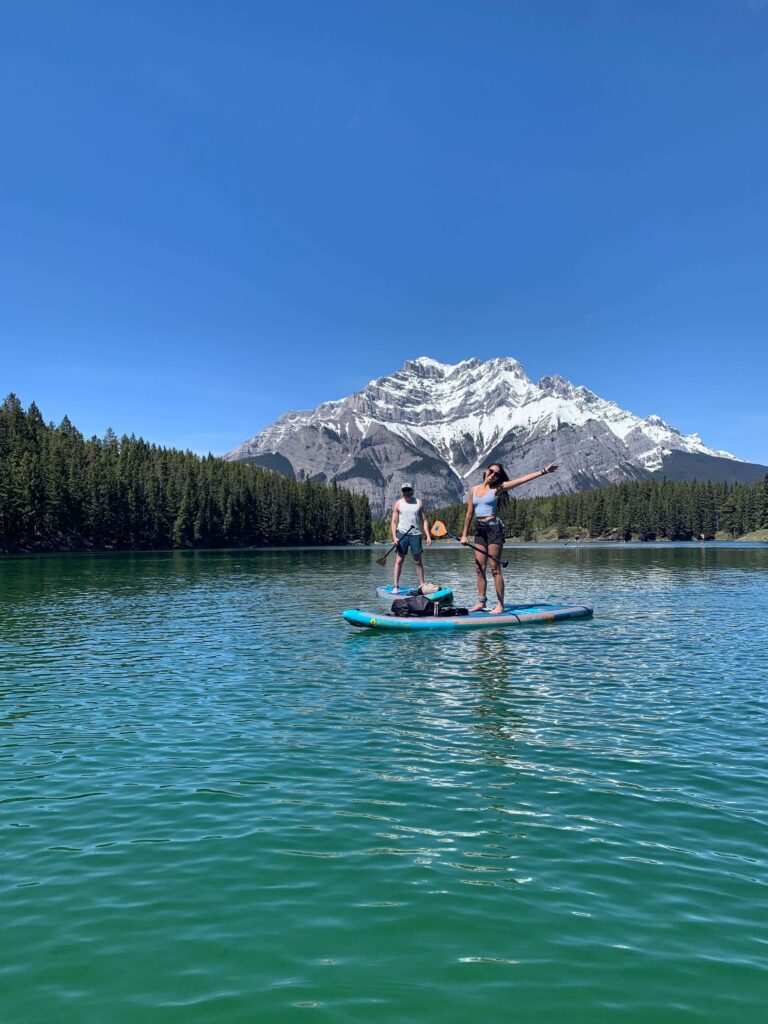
[[393, 549, 405, 592], [413, 552, 426, 588]]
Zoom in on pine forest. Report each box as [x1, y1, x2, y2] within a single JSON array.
[[0, 395, 372, 553]]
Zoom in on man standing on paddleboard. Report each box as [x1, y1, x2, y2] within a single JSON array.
[[390, 483, 432, 593]]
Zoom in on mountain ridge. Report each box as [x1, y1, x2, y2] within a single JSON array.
[[226, 356, 767, 518]]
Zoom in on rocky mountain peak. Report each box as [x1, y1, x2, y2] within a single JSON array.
[[539, 374, 574, 398], [401, 356, 451, 378], [226, 355, 761, 518]]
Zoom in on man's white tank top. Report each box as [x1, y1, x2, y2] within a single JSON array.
[[397, 498, 423, 534]]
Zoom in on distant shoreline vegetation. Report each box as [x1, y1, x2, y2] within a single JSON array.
[[4, 394, 766, 555], [0, 395, 372, 554], [373, 477, 768, 544]]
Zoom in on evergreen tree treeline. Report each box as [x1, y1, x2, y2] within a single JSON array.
[[0, 395, 372, 553], [375, 477, 768, 542]]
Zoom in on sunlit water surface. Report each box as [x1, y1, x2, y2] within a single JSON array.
[[1, 545, 767, 1023]]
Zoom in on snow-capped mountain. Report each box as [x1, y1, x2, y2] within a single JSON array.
[[226, 356, 766, 518]]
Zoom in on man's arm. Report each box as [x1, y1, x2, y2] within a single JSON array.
[[421, 505, 432, 546]]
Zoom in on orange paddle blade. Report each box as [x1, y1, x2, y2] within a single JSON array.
[[431, 521, 447, 537]]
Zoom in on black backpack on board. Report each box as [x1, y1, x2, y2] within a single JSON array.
[[390, 595, 436, 617], [390, 596, 470, 618]]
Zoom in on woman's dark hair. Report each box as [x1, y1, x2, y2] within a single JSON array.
[[485, 462, 510, 508]]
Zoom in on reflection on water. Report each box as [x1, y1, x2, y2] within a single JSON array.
[[1, 545, 767, 1024]]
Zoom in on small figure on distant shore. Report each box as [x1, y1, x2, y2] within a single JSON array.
[[390, 482, 432, 592], [460, 462, 558, 614]]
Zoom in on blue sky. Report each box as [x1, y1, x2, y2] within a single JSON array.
[[2, 0, 767, 463]]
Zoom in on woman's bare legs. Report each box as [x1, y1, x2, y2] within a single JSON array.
[[488, 543, 505, 613], [470, 548, 488, 611]]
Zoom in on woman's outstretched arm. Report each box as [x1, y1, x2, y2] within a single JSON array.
[[500, 464, 558, 491]]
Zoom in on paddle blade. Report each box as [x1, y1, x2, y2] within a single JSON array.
[[375, 555, 388, 567], [431, 521, 447, 538]]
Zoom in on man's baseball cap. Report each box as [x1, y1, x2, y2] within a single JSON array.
[[400, 482, 414, 490]]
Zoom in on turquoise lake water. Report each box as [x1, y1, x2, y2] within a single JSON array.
[[1, 545, 767, 1023]]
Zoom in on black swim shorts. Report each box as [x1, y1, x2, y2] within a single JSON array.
[[475, 518, 505, 548]]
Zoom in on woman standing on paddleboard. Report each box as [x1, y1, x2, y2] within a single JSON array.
[[460, 462, 557, 614]]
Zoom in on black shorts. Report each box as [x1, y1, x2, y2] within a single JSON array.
[[475, 518, 505, 548]]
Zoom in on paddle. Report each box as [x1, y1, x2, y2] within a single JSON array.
[[375, 526, 416, 567], [431, 521, 509, 568]]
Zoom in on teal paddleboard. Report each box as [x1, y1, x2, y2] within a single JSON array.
[[375, 585, 454, 605], [343, 603, 593, 631]]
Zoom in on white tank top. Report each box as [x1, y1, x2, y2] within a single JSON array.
[[397, 498, 423, 534]]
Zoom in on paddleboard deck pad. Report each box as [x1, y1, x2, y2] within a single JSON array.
[[343, 603, 593, 630], [375, 585, 454, 605]]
